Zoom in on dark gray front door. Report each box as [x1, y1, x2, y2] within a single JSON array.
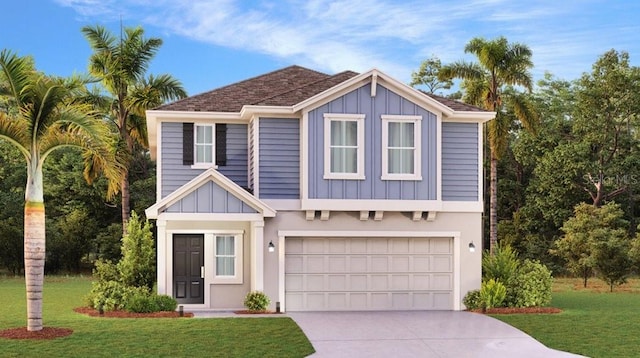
[[173, 234, 204, 304]]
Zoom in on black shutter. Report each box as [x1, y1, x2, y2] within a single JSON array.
[[183, 123, 194, 165], [216, 124, 227, 166]]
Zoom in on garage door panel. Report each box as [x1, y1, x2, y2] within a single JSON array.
[[328, 256, 346, 272], [285, 237, 454, 311], [432, 256, 452, 271], [391, 257, 410, 272]]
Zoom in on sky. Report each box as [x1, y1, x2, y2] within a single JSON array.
[[2, 0, 640, 96]]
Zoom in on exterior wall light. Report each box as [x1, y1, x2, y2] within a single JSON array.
[[268, 241, 275, 253], [468, 242, 476, 253]]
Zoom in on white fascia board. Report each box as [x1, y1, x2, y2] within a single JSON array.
[[146, 110, 245, 122], [157, 213, 265, 222], [240, 105, 296, 118], [278, 229, 461, 238], [443, 111, 496, 123], [299, 199, 483, 213]]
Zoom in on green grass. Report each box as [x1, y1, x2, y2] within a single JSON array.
[[494, 278, 640, 358], [0, 276, 314, 358]]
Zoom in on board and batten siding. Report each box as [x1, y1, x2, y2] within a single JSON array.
[[161, 122, 248, 198], [164, 181, 257, 214], [441, 122, 479, 201], [258, 118, 300, 199], [307, 84, 437, 200]]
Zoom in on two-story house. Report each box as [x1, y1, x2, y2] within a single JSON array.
[[145, 65, 494, 312]]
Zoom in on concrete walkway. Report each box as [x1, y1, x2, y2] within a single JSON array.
[[288, 311, 585, 358]]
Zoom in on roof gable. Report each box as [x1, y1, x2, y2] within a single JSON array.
[[145, 168, 276, 219]]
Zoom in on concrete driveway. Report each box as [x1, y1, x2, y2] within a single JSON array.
[[288, 311, 584, 358]]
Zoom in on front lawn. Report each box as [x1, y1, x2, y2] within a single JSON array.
[[0, 276, 314, 357], [494, 278, 640, 358]]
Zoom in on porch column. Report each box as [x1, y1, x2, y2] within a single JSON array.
[[250, 220, 265, 291], [156, 220, 167, 295]]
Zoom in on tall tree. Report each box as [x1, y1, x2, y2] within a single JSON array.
[[439, 36, 538, 255], [409, 56, 453, 94], [82, 25, 187, 233], [0, 50, 122, 331]]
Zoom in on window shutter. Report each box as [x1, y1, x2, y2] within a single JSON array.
[[216, 124, 227, 166], [183, 123, 194, 165]]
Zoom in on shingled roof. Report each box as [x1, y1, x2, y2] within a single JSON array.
[[156, 65, 486, 113]]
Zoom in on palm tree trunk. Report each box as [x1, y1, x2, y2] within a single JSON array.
[[489, 153, 498, 255], [24, 163, 45, 332], [121, 169, 130, 236]]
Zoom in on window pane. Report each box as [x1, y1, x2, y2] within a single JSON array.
[[196, 144, 212, 163], [216, 257, 234, 276], [331, 148, 357, 173], [389, 149, 414, 174], [389, 122, 414, 147], [216, 236, 234, 255], [331, 120, 357, 146]]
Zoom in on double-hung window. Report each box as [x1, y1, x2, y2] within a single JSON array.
[[323, 113, 365, 179], [381, 115, 422, 180], [194, 124, 215, 166], [213, 234, 242, 284]]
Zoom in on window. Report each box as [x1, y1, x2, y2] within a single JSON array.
[[323, 113, 365, 179], [182, 123, 227, 168], [382, 115, 422, 180], [195, 124, 214, 165], [213, 234, 242, 283]]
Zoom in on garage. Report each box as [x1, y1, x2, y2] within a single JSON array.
[[284, 237, 454, 311]]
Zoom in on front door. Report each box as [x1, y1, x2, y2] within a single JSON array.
[[173, 234, 205, 304]]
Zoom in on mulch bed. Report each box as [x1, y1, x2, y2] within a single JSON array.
[[73, 307, 194, 318], [0, 327, 73, 340], [469, 307, 562, 314]]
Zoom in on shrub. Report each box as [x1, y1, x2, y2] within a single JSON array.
[[479, 279, 506, 309], [462, 289, 482, 310], [507, 259, 553, 307], [86, 280, 150, 311], [244, 291, 270, 311], [482, 244, 519, 284], [154, 295, 178, 311], [118, 212, 155, 291], [125, 291, 158, 313]]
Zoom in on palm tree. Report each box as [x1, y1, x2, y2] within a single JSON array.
[[0, 50, 123, 331], [82, 25, 187, 233], [439, 37, 538, 255]]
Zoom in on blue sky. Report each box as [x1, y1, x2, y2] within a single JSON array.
[[2, 1, 640, 96]]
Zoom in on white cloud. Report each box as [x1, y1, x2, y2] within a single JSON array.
[[55, 0, 640, 85]]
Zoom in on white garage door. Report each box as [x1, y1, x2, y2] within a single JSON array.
[[285, 237, 453, 311]]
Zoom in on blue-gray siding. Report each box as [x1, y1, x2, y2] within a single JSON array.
[[308, 84, 437, 200], [164, 181, 257, 213], [161, 122, 248, 198], [258, 118, 300, 199], [442, 122, 479, 201]]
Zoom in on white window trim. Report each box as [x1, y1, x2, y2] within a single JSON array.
[[192, 124, 217, 169], [212, 233, 243, 284], [381, 115, 422, 180], [323, 113, 365, 180]]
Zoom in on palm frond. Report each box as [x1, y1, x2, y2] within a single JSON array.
[[0, 49, 34, 104], [0, 111, 30, 159]]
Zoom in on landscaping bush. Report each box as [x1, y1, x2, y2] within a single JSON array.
[[507, 259, 553, 307], [154, 295, 178, 311], [482, 244, 519, 284], [479, 279, 506, 309], [86, 280, 149, 311], [462, 289, 482, 310], [125, 291, 159, 313], [244, 291, 270, 311]]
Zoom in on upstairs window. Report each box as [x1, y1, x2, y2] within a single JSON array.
[[382, 115, 422, 180], [182, 123, 227, 168], [195, 124, 214, 164], [323, 113, 365, 180]]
